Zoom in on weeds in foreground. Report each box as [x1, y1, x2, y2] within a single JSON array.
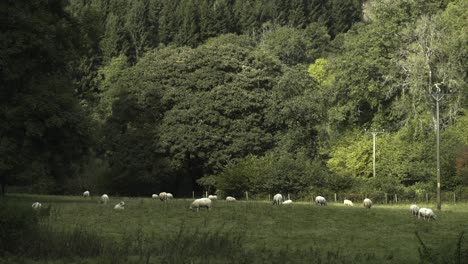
[[416, 231, 468, 264]]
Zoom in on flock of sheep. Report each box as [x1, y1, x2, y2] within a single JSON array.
[[30, 191, 437, 220]]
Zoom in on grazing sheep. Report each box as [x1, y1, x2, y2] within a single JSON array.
[[410, 204, 420, 217], [344, 199, 354, 206], [101, 194, 109, 205], [190, 198, 212, 212], [363, 198, 372, 209], [273, 194, 283, 205], [159, 192, 167, 201], [418, 208, 437, 220], [152, 194, 158, 199], [315, 196, 327, 206], [114, 201, 125, 210], [208, 195, 217, 200], [167, 193, 174, 199], [83, 191, 90, 198], [282, 200, 293, 205], [32, 202, 42, 210], [226, 196, 236, 202]]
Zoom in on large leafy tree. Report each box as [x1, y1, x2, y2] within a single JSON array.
[[0, 0, 91, 194], [118, 34, 283, 194]]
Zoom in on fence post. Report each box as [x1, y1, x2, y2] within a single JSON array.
[[385, 193, 388, 204], [245, 191, 249, 201], [394, 194, 398, 203], [426, 193, 429, 203], [192, 191, 194, 199], [268, 194, 271, 201], [334, 193, 337, 202], [453, 192, 456, 203]]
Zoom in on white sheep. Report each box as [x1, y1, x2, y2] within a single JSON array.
[[315, 196, 327, 206], [363, 198, 372, 209], [32, 202, 42, 210], [208, 195, 217, 200], [282, 200, 293, 205], [226, 196, 236, 202], [344, 199, 354, 206], [418, 208, 437, 220], [114, 201, 125, 210], [273, 193, 283, 205], [159, 192, 167, 201], [152, 194, 158, 199], [167, 193, 173, 199], [410, 204, 420, 217], [101, 194, 109, 205], [83, 191, 90, 198], [190, 198, 212, 212]]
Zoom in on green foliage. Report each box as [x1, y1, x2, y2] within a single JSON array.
[[308, 58, 334, 86], [327, 131, 372, 179], [0, 0, 91, 193], [259, 23, 330, 65], [215, 152, 327, 197], [440, 115, 468, 189]]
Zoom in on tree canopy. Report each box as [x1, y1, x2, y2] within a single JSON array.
[[1, 0, 466, 197]]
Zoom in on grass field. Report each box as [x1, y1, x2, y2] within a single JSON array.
[[1, 194, 468, 263]]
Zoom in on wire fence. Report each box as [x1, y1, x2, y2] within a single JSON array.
[[192, 189, 468, 205]]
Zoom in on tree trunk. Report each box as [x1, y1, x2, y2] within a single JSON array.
[[0, 175, 5, 197]]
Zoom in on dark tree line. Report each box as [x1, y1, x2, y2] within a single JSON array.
[[1, 0, 466, 197]]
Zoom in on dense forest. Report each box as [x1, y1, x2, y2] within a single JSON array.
[[1, 0, 466, 198]]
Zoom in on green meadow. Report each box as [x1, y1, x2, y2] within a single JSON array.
[[1, 194, 468, 264]]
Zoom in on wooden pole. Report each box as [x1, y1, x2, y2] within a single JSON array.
[[245, 191, 249, 201], [453, 192, 456, 203], [192, 191, 194, 199], [394, 194, 398, 203], [426, 193, 429, 203], [385, 193, 388, 204], [334, 193, 337, 202]]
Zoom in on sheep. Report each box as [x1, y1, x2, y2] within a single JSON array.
[[100, 194, 109, 205], [315, 196, 327, 206], [272, 193, 283, 205], [190, 198, 212, 212], [159, 192, 167, 201], [208, 195, 217, 200], [410, 204, 420, 217], [344, 199, 354, 206], [167, 193, 173, 199], [83, 191, 90, 198], [282, 200, 293, 205], [114, 201, 125, 210], [418, 208, 437, 220], [363, 198, 372, 209], [226, 196, 236, 202], [152, 194, 158, 199], [32, 202, 42, 210]]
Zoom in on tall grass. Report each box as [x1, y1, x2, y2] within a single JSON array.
[[416, 231, 468, 264]]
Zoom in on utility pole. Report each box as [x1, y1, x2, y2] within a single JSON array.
[[367, 129, 384, 178], [431, 92, 445, 211]]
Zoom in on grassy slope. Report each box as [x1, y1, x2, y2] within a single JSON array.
[[4, 194, 468, 263]]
